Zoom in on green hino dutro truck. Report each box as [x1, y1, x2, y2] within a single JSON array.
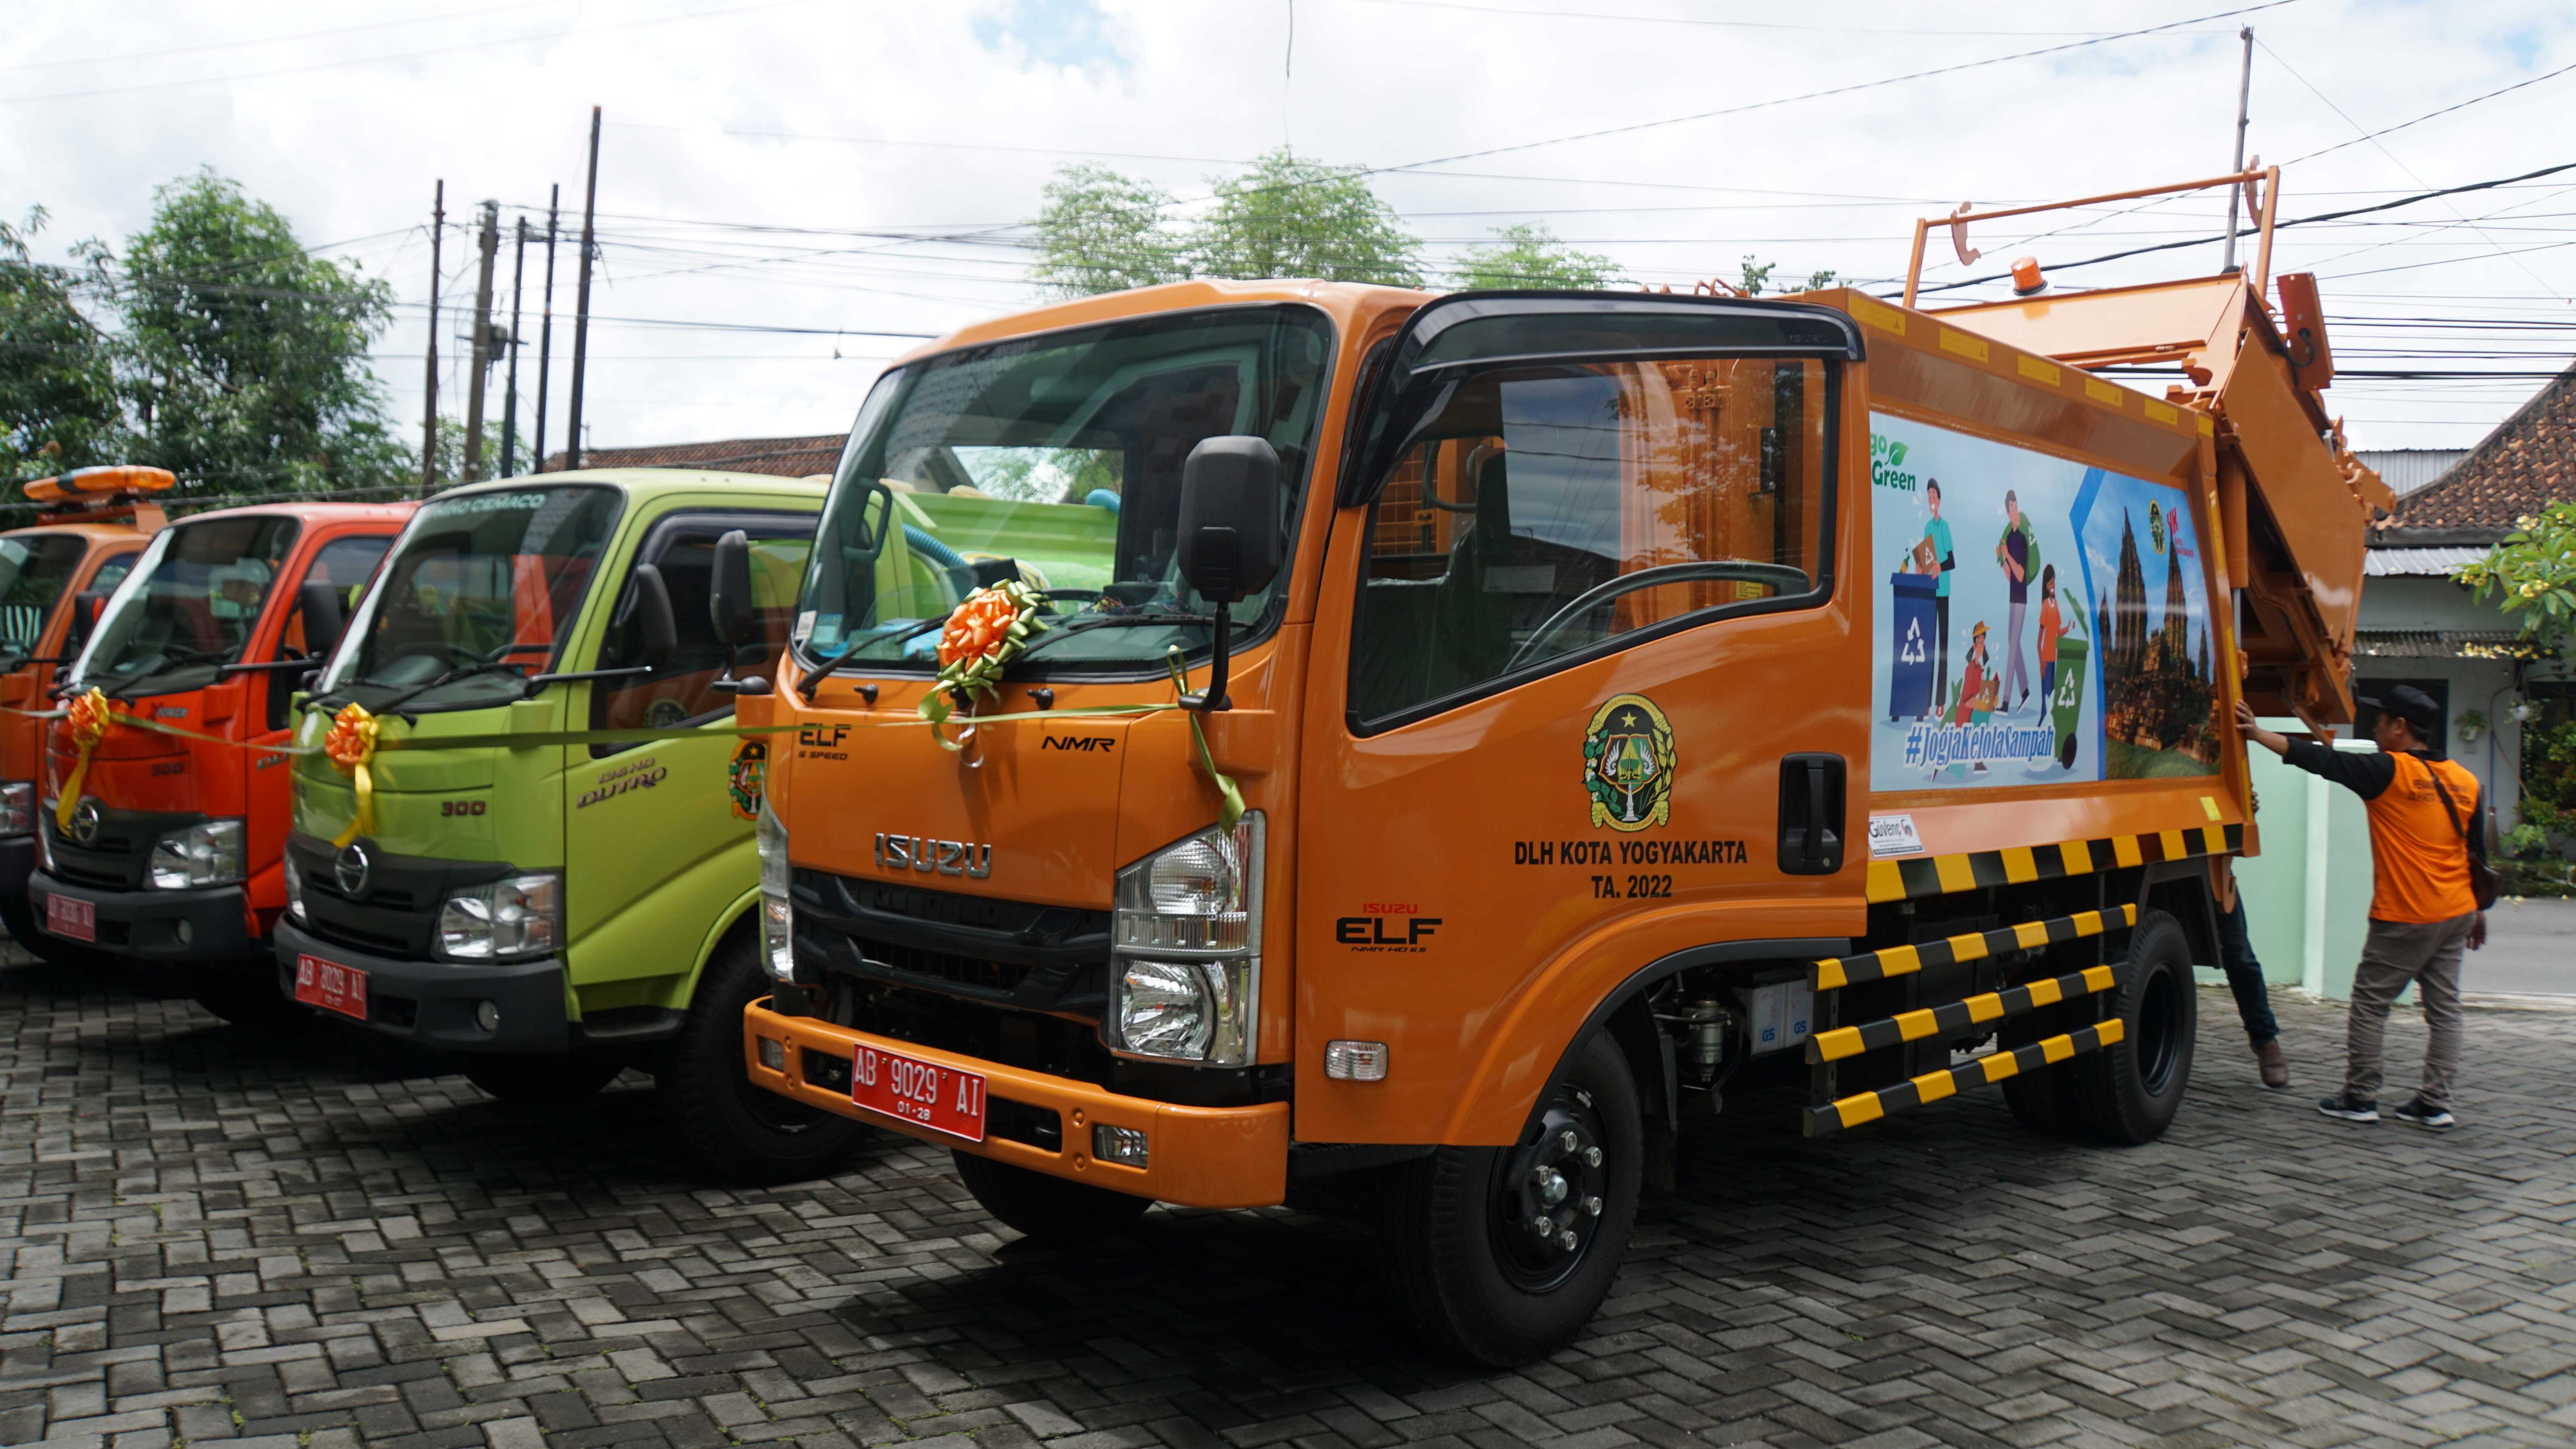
[[272, 466, 1125, 1180]]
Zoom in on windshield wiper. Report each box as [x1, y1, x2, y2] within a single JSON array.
[[104, 647, 236, 700], [794, 619, 945, 701], [1010, 612, 1215, 658]]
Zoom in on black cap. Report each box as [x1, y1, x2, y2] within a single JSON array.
[[2358, 685, 2442, 738]]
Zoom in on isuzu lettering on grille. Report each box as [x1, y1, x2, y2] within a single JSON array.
[[872, 833, 993, 879]]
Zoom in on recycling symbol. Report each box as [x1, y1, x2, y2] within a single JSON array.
[[1900, 617, 1926, 665]]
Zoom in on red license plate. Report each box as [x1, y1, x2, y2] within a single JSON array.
[[43, 893, 94, 943], [850, 1044, 986, 1142], [293, 953, 368, 1021]]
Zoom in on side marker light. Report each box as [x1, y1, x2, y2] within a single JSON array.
[[1324, 1040, 1388, 1081]]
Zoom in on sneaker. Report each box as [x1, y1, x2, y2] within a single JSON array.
[[2318, 1093, 2379, 1123], [2389, 1098, 2455, 1131]]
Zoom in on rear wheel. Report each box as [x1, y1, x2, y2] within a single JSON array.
[[1379, 1031, 1641, 1367], [657, 932, 868, 1185], [2074, 909, 2196, 1144], [461, 1055, 623, 1105], [953, 1150, 1151, 1241]]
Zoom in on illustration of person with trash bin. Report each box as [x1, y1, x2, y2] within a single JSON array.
[[1995, 489, 2038, 714], [1924, 479, 1955, 712], [2038, 565, 2066, 701]]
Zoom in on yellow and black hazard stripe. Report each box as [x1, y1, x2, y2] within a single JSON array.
[[1811, 903, 2136, 991], [1807, 963, 2120, 1063], [1864, 823, 2242, 905], [1803, 1019, 2126, 1137]]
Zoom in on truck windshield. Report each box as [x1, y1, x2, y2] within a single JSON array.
[[78, 516, 300, 698], [797, 304, 1334, 673], [0, 534, 90, 664], [319, 485, 622, 713]]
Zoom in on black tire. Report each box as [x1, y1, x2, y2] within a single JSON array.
[[1379, 1031, 1642, 1367], [953, 1149, 1152, 1241], [461, 1055, 624, 1105], [656, 932, 868, 1185], [2073, 908, 2197, 1144], [1998, 1015, 2084, 1137]]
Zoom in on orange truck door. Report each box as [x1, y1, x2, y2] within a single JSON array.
[[1297, 295, 1871, 1147]]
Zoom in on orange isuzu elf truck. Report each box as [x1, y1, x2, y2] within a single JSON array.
[[737, 170, 2387, 1363]]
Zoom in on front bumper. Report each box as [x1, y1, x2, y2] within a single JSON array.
[[27, 868, 255, 963], [0, 834, 33, 925], [741, 1000, 1290, 1209], [273, 919, 569, 1053]]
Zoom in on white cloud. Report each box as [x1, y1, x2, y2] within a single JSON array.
[[5, 0, 2570, 456]]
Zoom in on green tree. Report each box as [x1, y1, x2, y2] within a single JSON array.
[[1733, 257, 1839, 296], [1455, 223, 1620, 290], [2456, 500, 2576, 650], [1028, 164, 1191, 299], [0, 209, 127, 481], [1194, 149, 1424, 288], [112, 170, 407, 497], [420, 415, 533, 489]]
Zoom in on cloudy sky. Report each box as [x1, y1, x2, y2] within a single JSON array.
[[7, 0, 2572, 461]]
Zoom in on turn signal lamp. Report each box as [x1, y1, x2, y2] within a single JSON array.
[[24, 465, 176, 503], [2010, 256, 2047, 297], [1324, 1040, 1388, 1081]]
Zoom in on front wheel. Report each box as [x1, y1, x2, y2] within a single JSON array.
[[1379, 1031, 1641, 1367], [657, 933, 869, 1185], [954, 1150, 1151, 1241]]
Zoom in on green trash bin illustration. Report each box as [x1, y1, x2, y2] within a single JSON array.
[[2048, 635, 2089, 770]]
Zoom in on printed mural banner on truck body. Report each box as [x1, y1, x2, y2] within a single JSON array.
[[1869, 411, 2220, 790]]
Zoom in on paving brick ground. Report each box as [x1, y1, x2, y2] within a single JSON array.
[[4, 949, 2573, 1449]]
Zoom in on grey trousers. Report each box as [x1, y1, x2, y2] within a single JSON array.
[[2345, 914, 2474, 1110]]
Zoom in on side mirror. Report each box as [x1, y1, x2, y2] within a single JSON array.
[[626, 563, 679, 672], [1176, 436, 1284, 605], [709, 529, 757, 648], [1173, 437, 1282, 712], [297, 580, 346, 663]]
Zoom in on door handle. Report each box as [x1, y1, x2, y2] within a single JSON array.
[[1777, 753, 1846, 876]]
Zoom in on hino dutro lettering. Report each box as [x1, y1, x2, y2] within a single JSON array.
[[30, 495, 413, 1024], [741, 169, 2388, 1365]]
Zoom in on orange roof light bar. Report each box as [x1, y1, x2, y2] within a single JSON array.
[[23, 465, 177, 505], [1903, 166, 2283, 308]]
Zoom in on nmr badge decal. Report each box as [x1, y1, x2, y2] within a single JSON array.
[[1584, 694, 1674, 833]]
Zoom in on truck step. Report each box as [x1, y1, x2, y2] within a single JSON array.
[[1809, 903, 2137, 990], [1801, 1019, 2126, 1137], [1806, 963, 2121, 1063]]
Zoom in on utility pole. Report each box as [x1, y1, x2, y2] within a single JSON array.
[[567, 106, 601, 471], [419, 180, 444, 497], [533, 185, 559, 472], [2222, 25, 2254, 275], [461, 200, 501, 484], [501, 218, 529, 478]]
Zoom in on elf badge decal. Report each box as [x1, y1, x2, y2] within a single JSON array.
[[728, 738, 768, 822], [1584, 693, 1674, 832]]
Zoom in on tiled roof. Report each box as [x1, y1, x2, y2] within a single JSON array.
[[2376, 362, 2574, 540], [538, 435, 843, 478], [2364, 546, 2488, 577], [2354, 629, 2555, 661]]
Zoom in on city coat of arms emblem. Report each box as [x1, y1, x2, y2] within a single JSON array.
[[1583, 694, 1676, 832]]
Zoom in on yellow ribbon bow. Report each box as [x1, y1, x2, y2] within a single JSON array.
[[322, 702, 381, 848], [55, 687, 116, 832]]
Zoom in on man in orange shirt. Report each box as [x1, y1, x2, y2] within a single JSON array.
[[2235, 688, 2486, 1131]]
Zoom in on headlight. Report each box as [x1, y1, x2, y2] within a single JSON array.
[[147, 818, 246, 890], [436, 872, 562, 961], [0, 782, 31, 836], [1106, 813, 1262, 1065], [756, 798, 794, 983], [283, 860, 306, 922]]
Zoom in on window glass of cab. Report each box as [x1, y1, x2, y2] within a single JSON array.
[[1350, 357, 1834, 725]]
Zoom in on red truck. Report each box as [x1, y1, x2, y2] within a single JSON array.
[[33, 498, 412, 1020]]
